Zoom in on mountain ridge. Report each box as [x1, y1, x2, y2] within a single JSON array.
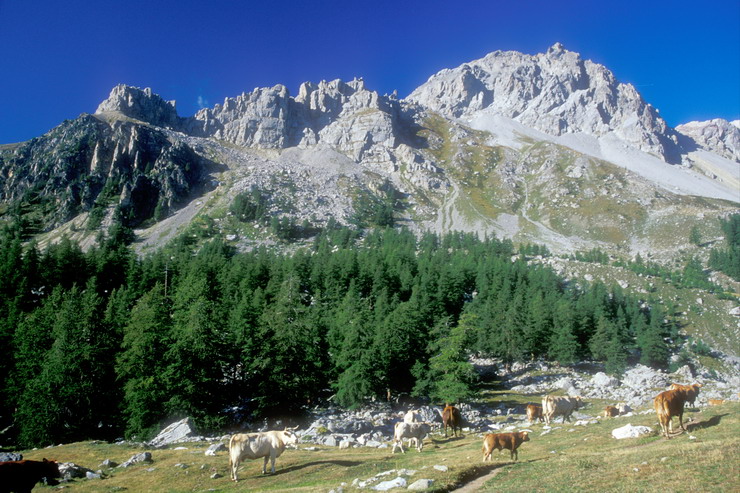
[[0, 44, 737, 256]]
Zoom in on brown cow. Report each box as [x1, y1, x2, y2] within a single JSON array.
[[442, 404, 462, 437], [654, 389, 689, 438], [603, 405, 619, 418], [482, 432, 530, 461], [669, 383, 702, 407], [707, 399, 725, 406], [526, 404, 544, 424], [0, 458, 61, 492]]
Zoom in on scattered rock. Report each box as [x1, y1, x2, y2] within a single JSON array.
[[433, 465, 448, 472], [408, 479, 434, 490], [85, 471, 102, 480], [120, 452, 153, 468], [0, 453, 22, 462], [204, 443, 227, 456], [59, 462, 95, 480], [611, 424, 654, 439], [373, 477, 407, 491], [592, 372, 619, 387], [148, 418, 196, 448], [210, 472, 222, 479]]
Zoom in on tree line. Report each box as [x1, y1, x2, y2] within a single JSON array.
[[0, 221, 671, 448]]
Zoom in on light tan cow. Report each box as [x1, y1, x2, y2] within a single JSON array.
[[542, 395, 583, 425], [228, 428, 298, 480], [391, 422, 431, 453]]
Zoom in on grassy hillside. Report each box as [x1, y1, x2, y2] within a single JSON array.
[[22, 400, 739, 492]]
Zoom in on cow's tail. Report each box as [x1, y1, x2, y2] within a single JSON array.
[[228, 435, 235, 474]]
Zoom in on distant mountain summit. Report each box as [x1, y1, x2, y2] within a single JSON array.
[[676, 118, 740, 162], [1, 44, 737, 254], [408, 43, 682, 163]]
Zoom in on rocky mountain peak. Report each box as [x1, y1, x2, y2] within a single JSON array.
[[96, 84, 180, 128], [676, 118, 740, 162], [407, 45, 682, 163]]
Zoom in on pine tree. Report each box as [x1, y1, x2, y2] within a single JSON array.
[[549, 300, 579, 364], [422, 313, 479, 403], [117, 283, 171, 439]]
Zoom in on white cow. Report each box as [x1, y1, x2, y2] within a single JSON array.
[[391, 422, 430, 453], [542, 395, 583, 425], [228, 428, 298, 480], [403, 409, 421, 423]]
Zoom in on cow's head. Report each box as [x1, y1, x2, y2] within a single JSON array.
[[282, 427, 299, 446], [41, 459, 61, 486], [519, 431, 530, 442]]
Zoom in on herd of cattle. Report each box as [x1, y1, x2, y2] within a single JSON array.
[[0, 382, 715, 487], [226, 383, 707, 480]]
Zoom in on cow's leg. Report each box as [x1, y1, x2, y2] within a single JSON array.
[[262, 456, 269, 474], [678, 409, 686, 432], [230, 457, 238, 482], [270, 451, 277, 474]]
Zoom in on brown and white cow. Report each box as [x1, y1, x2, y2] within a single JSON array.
[[542, 395, 583, 425], [707, 399, 725, 406], [482, 432, 530, 461], [526, 403, 544, 424], [391, 422, 431, 453], [654, 389, 689, 438], [669, 383, 702, 407], [0, 458, 61, 492], [442, 404, 462, 437], [228, 428, 298, 480]]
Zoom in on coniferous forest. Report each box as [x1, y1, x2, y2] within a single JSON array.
[[0, 220, 672, 448]]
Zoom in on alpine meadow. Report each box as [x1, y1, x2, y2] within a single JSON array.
[[0, 40, 738, 492]]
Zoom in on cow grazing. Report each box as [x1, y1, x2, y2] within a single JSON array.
[[392, 422, 431, 453], [442, 404, 462, 437], [654, 389, 689, 438], [228, 428, 298, 480], [707, 399, 725, 406], [526, 403, 544, 424], [542, 395, 583, 425], [603, 405, 619, 418], [482, 432, 530, 462], [0, 458, 60, 492], [669, 383, 702, 407], [616, 402, 632, 415]]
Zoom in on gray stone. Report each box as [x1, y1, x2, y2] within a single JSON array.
[[408, 479, 434, 490], [204, 443, 227, 456], [433, 465, 448, 472], [0, 453, 22, 462], [85, 471, 102, 480], [59, 462, 95, 480], [120, 452, 153, 468], [100, 459, 117, 468], [611, 424, 654, 439], [373, 477, 407, 491], [592, 372, 619, 387], [148, 418, 196, 448]]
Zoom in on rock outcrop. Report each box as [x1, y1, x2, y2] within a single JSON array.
[[407, 43, 682, 162], [96, 84, 180, 128], [676, 119, 740, 162]]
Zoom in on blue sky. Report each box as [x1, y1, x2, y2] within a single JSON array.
[[0, 0, 738, 144]]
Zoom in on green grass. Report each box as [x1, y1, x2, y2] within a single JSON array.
[[20, 401, 739, 492]]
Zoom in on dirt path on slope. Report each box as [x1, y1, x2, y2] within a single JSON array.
[[451, 465, 506, 492]]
